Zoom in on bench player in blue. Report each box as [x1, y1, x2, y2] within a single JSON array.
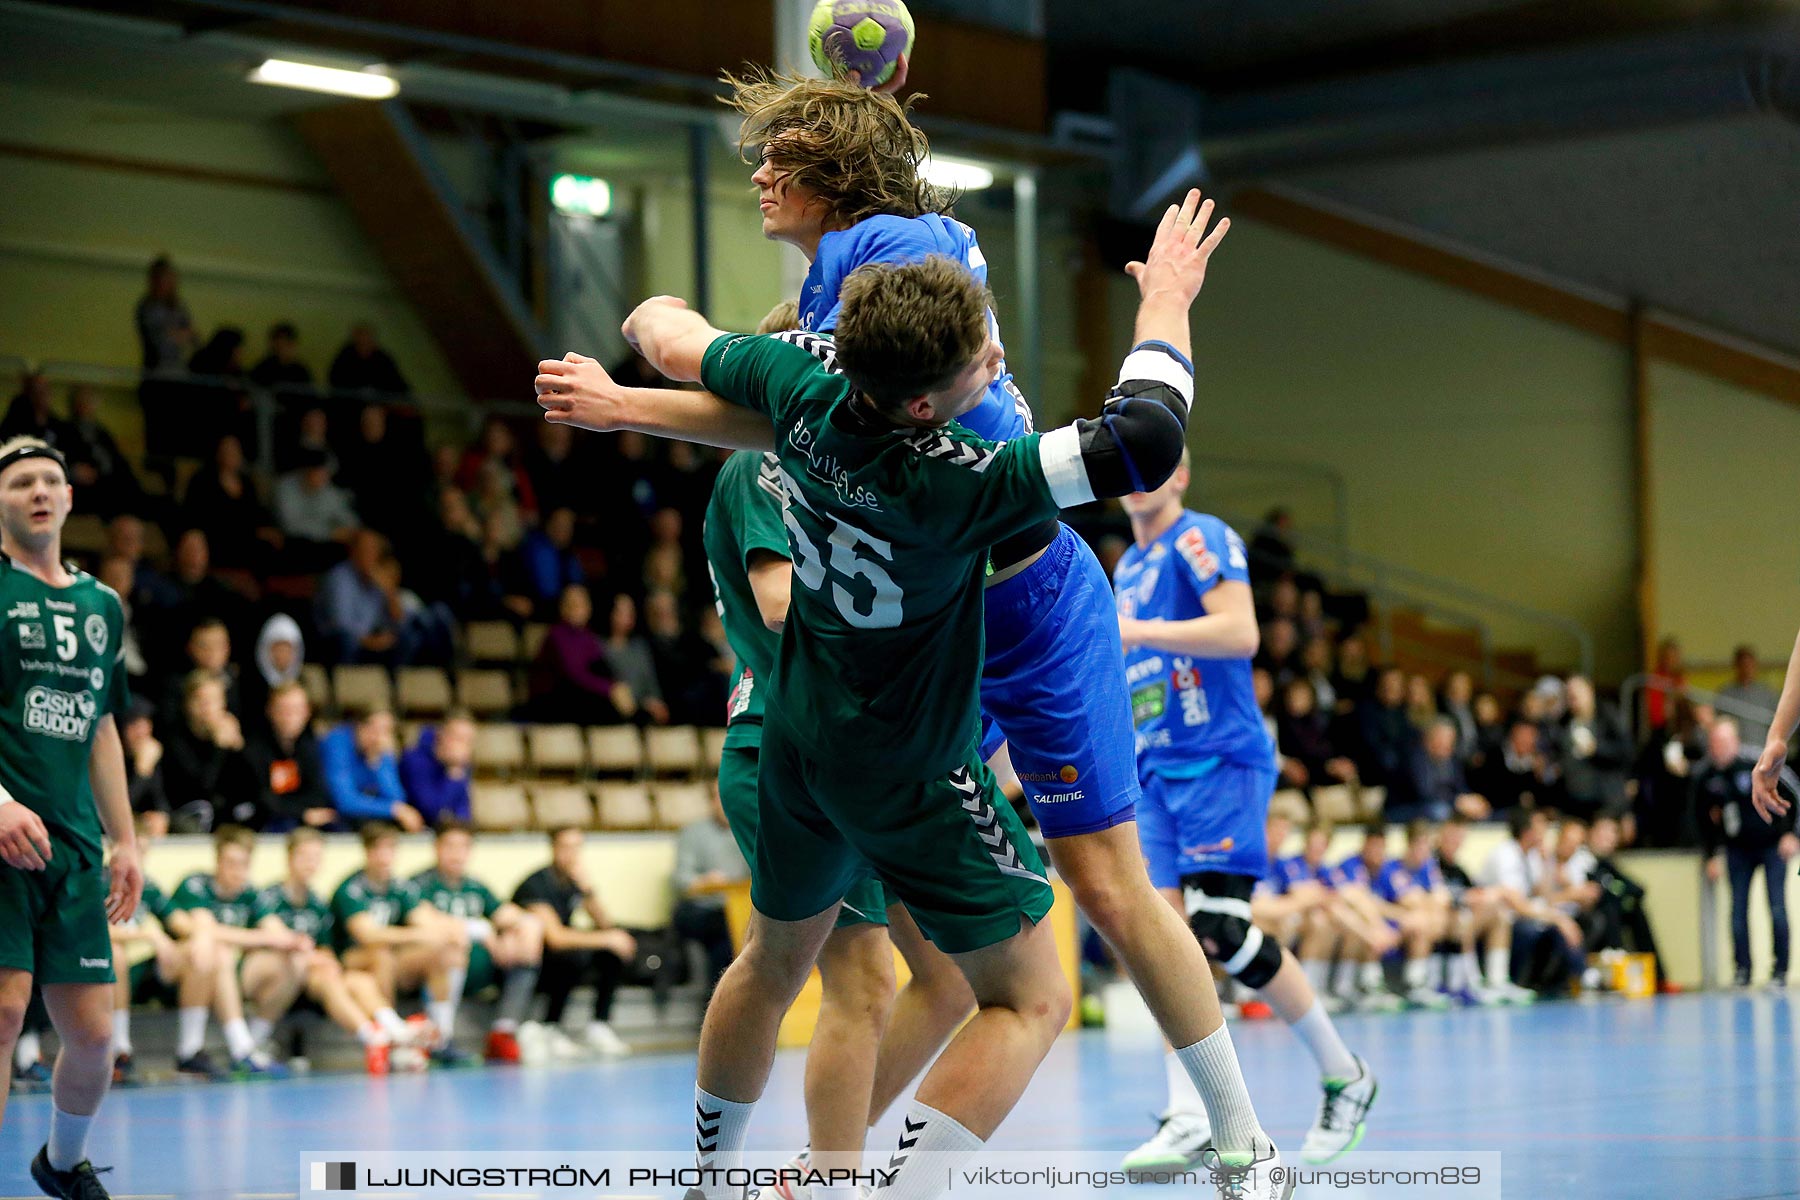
[[1113, 455, 1377, 1166]]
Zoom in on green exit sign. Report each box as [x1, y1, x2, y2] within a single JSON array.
[[550, 173, 612, 217]]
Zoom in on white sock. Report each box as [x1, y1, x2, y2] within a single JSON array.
[[357, 1021, 389, 1047], [247, 1016, 274, 1048], [1289, 1001, 1359, 1081], [816, 1187, 861, 1200], [881, 1101, 983, 1200], [428, 968, 466, 1047], [47, 1106, 94, 1171], [112, 1009, 132, 1057], [1332, 959, 1358, 996], [1358, 960, 1384, 992], [1485, 946, 1512, 987], [177, 1007, 208, 1059], [375, 1007, 410, 1040], [223, 1017, 257, 1061], [1165, 1047, 1206, 1117], [1403, 958, 1428, 991], [15, 1030, 41, 1069], [1425, 953, 1445, 990], [1173, 1025, 1263, 1156], [1453, 952, 1479, 992], [1302, 959, 1331, 993], [694, 1086, 755, 1200]]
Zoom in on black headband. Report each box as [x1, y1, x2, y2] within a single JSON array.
[[0, 444, 69, 479]]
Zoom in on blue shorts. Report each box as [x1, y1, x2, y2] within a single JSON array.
[[978, 523, 1141, 840], [1137, 759, 1277, 888]]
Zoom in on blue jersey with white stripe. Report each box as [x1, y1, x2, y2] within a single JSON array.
[[799, 213, 1032, 443], [1264, 854, 1313, 895], [1330, 856, 1374, 890], [1113, 511, 1273, 777]]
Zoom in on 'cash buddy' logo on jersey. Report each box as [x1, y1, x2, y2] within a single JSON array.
[[24, 686, 97, 741]]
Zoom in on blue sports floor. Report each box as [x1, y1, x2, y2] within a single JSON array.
[[2, 992, 1796, 1199]]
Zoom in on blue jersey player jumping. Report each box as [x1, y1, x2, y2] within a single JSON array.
[[1114, 450, 1378, 1166]]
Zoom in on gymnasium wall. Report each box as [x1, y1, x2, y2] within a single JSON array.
[[0, 82, 463, 403], [1645, 359, 1800, 669], [1109, 216, 1641, 681]]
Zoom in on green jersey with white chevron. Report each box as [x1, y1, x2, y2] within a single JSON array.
[[410, 868, 500, 921], [168, 872, 259, 928], [254, 882, 334, 943], [700, 331, 1061, 780], [0, 556, 129, 858], [703, 450, 791, 745], [329, 871, 420, 953]]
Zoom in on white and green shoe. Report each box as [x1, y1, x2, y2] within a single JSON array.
[[1121, 1110, 1213, 1172], [1302, 1054, 1378, 1164]]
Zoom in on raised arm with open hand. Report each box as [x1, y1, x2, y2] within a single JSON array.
[[1124, 188, 1231, 359]]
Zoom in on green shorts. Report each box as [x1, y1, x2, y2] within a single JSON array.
[[719, 732, 889, 930], [0, 831, 115, 985], [752, 721, 1054, 954], [466, 942, 498, 994]]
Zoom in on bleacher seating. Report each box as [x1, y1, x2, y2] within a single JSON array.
[[527, 724, 586, 776], [473, 723, 526, 776], [529, 782, 595, 830], [332, 664, 392, 714], [456, 668, 514, 716], [596, 782, 656, 831], [471, 782, 531, 831], [652, 781, 711, 830], [588, 725, 644, 776], [465, 621, 520, 665], [646, 725, 703, 777], [396, 666, 453, 716]]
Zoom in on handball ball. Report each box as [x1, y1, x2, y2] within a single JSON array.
[[808, 0, 915, 88]]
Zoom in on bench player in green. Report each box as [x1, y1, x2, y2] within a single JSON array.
[[244, 827, 405, 1075], [164, 825, 305, 1076], [106, 846, 178, 1085], [409, 818, 544, 1063], [592, 191, 1291, 1200], [331, 821, 472, 1063], [0, 436, 143, 1200]]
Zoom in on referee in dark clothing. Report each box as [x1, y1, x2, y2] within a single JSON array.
[[1696, 719, 1797, 987]]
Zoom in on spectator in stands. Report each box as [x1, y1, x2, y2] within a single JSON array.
[[524, 421, 586, 520], [1718, 644, 1780, 748], [458, 417, 539, 527], [1477, 807, 1585, 993], [135, 255, 194, 372], [641, 508, 688, 598], [1297, 587, 1329, 644], [1358, 666, 1418, 796], [321, 707, 423, 832], [338, 403, 432, 543], [1275, 678, 1357, 798], [1582, 812, 1674, 990], [328, 322, 410, 397], [1251, 666, 1279, 751], [373, 555, 457, 666], [478, 508, 535, 619], [1, 373, 71, 449], [1469, 691, 1506, 774], [514, 827, 637, 1057], [645, 591, 724, 726], [106, 513, 177, 613], [62, 384, 142, 518], [161, 528, 250, 655], [1479, 719, 1558, 813], [1249, 507, 1296, 579], [123, 697, 169, 836], [1635, 696, 1713, 848], [1559, 676, 1632, 818], [409, 820, 547, 1064], [182, 434, 282, 569], [1393, 717, 1490, 823], [1332, 634, 1373, 715], [672, 783, 749, 1001], [518, 508, 585, 617], [274, 447, 359, 569], [188, 326, 256, 456], [158, 616, 241, 731], [317, 530, 399, 664], [1644, 635, 1686, 732], [277, 406, 338, 475], [1697, 717, 1796, 987], [1299, 636, 1337, 713], [410, 487, 500, 617], [244, 681, 332, 831], [245, 612, 305, 720], [1439, 671, 1478, 762], [1262, 575, 1301, 625], [527, 584, 629, 724], [399, 710, 477, 827], [162, 672, 258, 832], [1404, 674, 1438, 734], [595, 430, 658, 569], [248, 321, 315, 398], [604, 592, 669, 726], [329, 821, 471, 1064], [96, 555, 150, 684]]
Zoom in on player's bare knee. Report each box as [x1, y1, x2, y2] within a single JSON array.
[[0, 996, 27, 1047], [1063, 872, 1136, 944]]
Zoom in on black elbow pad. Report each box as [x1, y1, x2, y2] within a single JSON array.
[[1075, 398, 1186, 499]]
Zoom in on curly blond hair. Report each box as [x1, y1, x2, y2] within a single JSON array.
[[722, 67, 952, 228]]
